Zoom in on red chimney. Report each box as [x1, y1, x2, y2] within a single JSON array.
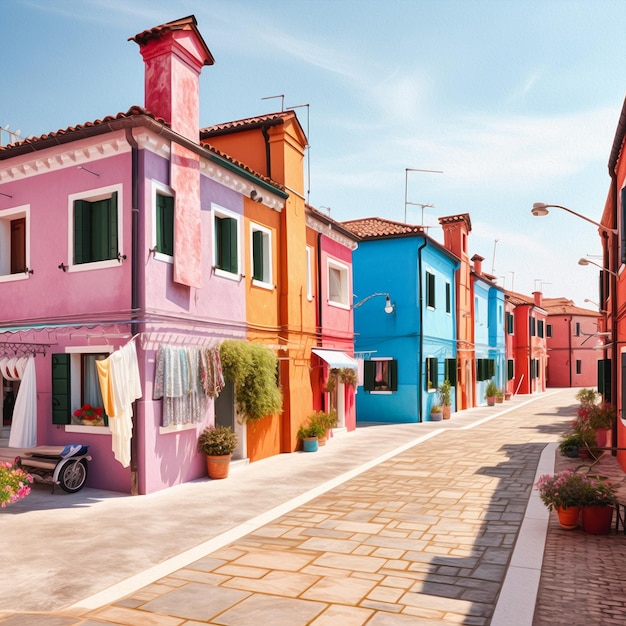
[[471, 254, 484, 276], [533, 291, 543, 307], [131, 15, 214, 141]]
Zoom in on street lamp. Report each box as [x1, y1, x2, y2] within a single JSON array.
[[533, 201, 618, 448], [578, 257, 617, 276], [531, 203, 618, 235], [353, 292, 395, 314]]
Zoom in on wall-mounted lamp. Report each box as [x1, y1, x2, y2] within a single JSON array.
[[531, 202, 617, 235], [578, 257, 617, 276], [353, 292, 395, 314], [250, 190, 263, 203]]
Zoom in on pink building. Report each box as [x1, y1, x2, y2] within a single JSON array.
[[543, 298, 602, 388], [0, 16, 292, 494]]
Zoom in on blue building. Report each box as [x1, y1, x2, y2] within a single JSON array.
[[472, 255, 506, 404], [343, 218, 459, 423]]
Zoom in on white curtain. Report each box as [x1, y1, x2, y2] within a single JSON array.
[[0, 356, 37, 448]]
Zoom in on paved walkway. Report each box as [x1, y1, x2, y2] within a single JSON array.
[[1, 389, 625, 625]]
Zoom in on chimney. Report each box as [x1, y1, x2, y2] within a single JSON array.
[[471, 254, 484, 276], [533, 291, 543, 307], [130, 15, 214, 142], [439, 214, 472, 259]]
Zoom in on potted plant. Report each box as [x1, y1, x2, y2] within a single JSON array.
[[297, 419, 326, 452], [588, 403, 617, 448], [535, 468, 588, 529], [429, 404, 443, 421], [485, 380, 498, 406], [198, 425, 238, 479], [438, 379, 453, 420], [575, 387, 598, 407], [558, 429, 597, 459], [73, 403, 105, 426], [579, 476, 617, 535], [495, 390, 504, 404], [308, 410, 338, 445]]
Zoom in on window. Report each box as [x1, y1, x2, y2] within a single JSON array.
[[531, 358, 539, 379], [575, 322, 581, 337], [426, 272, 436, 308], [529, 316, 536, 337], [477, 358, 495, 381], [328, 259, 349, 307], [251, 224, 272, 286], [445, 281, 451, 313], [576, 360, 582, 375], [213, 205, 240, 277], [364, 359, 398, 392], [426, 357, 438, 390], [0, 205, 29, 280], [155, 192, 174, 258], [52, 349, 110, 426], [546, 324, 552, 338], [506, 312, 514, 334], [507, 359, 514, 380], [538, 320, 544, 338], [72, 187, 120, 266]]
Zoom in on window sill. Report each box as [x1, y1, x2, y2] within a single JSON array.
[[328, 300, 350, 310], [0, 273, 30, 284], [251, 279, 275, 291], [65, 425, 111, 435], [214, 268, 242, 282], [153, 252, 174, 264], [159, 423, 197, 435], [68, 259, 120, 273]]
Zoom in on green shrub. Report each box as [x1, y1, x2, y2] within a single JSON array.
[[219, 340, 283, 422]]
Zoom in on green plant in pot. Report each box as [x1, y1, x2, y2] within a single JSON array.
[[308, 410, 338, 445], [429, 403, 443, 421], [297, 419, 326, 452], [485, 380, 498, 406], [438, 379, 453, 419], [198, 425, 238, 479], [558, 429, 597, 459]]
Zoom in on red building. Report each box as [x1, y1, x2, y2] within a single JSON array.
[[542, 298, 602, 388]]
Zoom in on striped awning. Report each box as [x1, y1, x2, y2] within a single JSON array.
[[311, 349, 358, 370]]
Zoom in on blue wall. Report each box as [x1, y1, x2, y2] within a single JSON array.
[[353, 236, 458, 423]]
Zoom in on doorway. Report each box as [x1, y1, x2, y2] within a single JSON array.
[[2, 380, 19, 442], [214, 380, 246, 460]]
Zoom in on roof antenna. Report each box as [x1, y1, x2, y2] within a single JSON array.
[[261, 94, 285, 112]]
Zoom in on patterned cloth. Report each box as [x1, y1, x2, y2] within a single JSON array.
[[154, 344, 223, 427]]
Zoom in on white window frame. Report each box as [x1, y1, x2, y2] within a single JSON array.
[[64, 345, 112, 434], [151, 181, 174, 264], [327, 258, 350, 309], [212, 203, 242, 281], [0, 204, 30, 283], [250, 222, 273, 289], [306, 245, 314, 301], [67, 183, 123, 273]]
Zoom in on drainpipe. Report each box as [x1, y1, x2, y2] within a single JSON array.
[[568, 317, 572, 388], [609, 170, 618, 455], [261, 124, 272, 180], [125, 127, 140, 496], [417, 238, 428, 422]]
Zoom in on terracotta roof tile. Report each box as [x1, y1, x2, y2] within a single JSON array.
[[0, 106, 162, 155], [200, 112, 291, 137], [341, 217, 425, 239], [439, 213, 472, 231]]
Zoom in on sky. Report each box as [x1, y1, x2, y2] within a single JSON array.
[[2, 0, 626, 307]]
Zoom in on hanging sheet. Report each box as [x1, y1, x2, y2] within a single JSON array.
[[1, 355, 37, 448], [96, 340, 142, 467]]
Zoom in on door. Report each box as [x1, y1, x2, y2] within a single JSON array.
[[214, 380, 245, 460]]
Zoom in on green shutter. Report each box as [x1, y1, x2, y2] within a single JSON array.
[[507, 359, 514, 381], [389, 360, 398, 391], [598, 359, 605, 394], [364, 361, 375, 391], [445, 358, 457, 386], [252, 230, 264, 281], [51, 354, 71, 425], [73, 200, 90, 264], [217, 216, 237, 273], [228, 217, 238, 273], [157, 194, 174, 256]]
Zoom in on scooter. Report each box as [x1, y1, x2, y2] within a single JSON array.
[[11, 444, 92, 493]]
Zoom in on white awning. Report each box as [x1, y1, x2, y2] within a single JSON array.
[[312, 349, 358, 370]]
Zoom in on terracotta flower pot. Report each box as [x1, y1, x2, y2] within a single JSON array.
[[556, 505, 580, 530], [442, 405, 451, 420], [581, 505, 614, 535], [595, 428, 612, 449], [206, 454, 232, 479]]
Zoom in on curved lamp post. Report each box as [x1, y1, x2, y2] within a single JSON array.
[[533, 201, 618, 449], [353, 292, 395, 314], [578, 257, 618, 276]]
